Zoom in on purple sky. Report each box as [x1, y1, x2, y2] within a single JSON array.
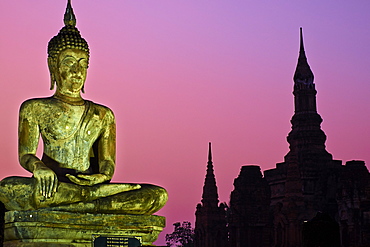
[[1, 1, 370, 245]]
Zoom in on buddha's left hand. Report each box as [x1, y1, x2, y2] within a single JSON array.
[[66, 174, 109, 186]]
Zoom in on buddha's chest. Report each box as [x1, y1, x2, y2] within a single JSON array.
[[39, 104, 99, 142]]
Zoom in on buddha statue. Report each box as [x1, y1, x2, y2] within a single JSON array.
[[0, 0, 167, 216]]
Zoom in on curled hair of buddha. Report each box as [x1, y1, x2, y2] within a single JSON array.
[[48, 0, 89, 91]]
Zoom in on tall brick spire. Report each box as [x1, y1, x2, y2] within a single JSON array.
[[285, 27, 332, 167], [201, 142, 219, 207], [195, 143, 227, 247], [293, 27, 314, 87]]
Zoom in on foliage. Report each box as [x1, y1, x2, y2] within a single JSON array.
[[165, 221, 195, 247]]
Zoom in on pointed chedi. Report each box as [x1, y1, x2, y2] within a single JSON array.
[[294, 27, 314, 86], [194, 142, 228, 247], [200, 142, 219, 207]]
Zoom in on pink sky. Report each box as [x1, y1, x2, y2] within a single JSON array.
[[1, 1, 370, 245]]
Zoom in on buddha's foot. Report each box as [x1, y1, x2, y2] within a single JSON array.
[[93, 184, 168, 215], [86, 183, 141, 201]]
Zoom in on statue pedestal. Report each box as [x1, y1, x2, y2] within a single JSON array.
[[3, 210, 165, 246]]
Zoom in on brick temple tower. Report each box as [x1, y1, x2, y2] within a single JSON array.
[[264, 27, 343, 247], [194, 143, 228, 247], [264, 28, 370, 247]]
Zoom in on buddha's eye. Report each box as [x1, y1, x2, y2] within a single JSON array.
[[60, 57, 77, 68], [79, 59, 89, 69]]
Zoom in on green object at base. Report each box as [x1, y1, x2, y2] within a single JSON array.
[[4, 210, 165, 246]]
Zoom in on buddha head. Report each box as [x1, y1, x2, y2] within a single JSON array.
[[47, 0, 90, 94]]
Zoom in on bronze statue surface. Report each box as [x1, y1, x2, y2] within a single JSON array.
[[0, 0, 167, 216]]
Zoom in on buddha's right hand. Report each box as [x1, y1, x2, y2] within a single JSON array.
[[33, 162, 58, 198]]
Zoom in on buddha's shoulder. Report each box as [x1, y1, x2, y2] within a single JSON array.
[[86, 100, 115, 118], [20, 97, 55, 111]]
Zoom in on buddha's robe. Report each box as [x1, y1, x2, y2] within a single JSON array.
[[39, 99, 115, 183], [0, 97, 167, 214]]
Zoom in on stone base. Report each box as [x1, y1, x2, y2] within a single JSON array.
[[4, 210, 165, 246]]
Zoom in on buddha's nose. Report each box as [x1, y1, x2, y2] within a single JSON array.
[[71, 64, 83, 75]]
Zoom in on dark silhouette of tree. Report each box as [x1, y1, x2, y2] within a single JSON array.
[[165, 221, 194, 247]]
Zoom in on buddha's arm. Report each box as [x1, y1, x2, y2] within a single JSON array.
[[67, 108, 116, 186], [18, 100, 58, 198], [18, 101, 41, 172], [98, 109, 116, 179]]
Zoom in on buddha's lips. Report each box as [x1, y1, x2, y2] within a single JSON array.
[[71, 79, 83, 84]]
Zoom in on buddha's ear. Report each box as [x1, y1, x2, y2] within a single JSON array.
[[47, 57, 56, 90]]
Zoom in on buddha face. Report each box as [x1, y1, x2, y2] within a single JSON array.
[[49, 48, 89, 96]]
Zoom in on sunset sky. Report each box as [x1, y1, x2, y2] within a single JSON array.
[[1, 1, 370, 245]]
